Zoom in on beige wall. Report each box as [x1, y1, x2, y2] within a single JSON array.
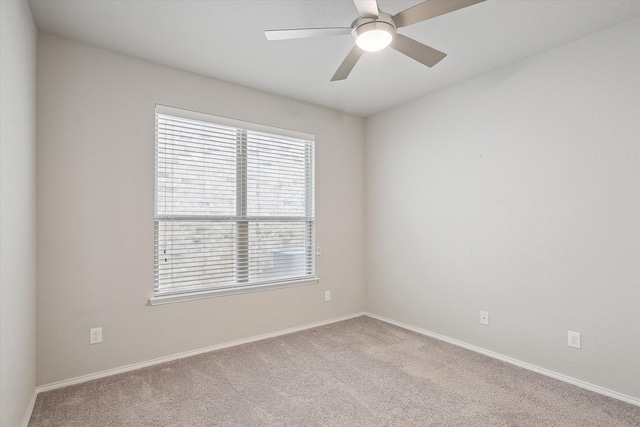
[[31, 11, 640, 404], [0, 1, 38, 425], [36, 34, 366, 385], [365, 17, 640, 399]]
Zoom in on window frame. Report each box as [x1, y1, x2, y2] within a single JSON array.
[[150, 105, 318, 306]]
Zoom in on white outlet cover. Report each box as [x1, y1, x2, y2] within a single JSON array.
[[568, 331, 581, 349], [480, 311, 489, 325], [90, 327, 102, 344], [324, 290, 331, 301]]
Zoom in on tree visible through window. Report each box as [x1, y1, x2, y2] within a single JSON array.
[[154, 106, 315, 297]]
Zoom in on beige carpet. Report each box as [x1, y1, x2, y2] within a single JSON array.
[[29, 316, 640, 426]]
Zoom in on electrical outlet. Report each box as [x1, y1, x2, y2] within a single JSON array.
[[324, 290, 331, 301], [480, 311, 489, 325], [568, 331, 581, 349], [90, 327, 102, 344], [316, 247, 322, 256]]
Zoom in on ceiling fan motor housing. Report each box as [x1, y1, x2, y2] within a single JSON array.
[[352, 12, 396, 51]]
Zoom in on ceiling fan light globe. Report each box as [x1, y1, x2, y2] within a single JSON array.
[[354, 21, 395, 52], [356, 30, 392, 52]]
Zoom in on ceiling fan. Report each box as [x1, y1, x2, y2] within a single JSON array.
[[265, 0, 485, 81]]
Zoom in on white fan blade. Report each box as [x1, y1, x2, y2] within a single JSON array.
[[265, 27, 352, 41], [393, 0, 485, 28], [353, 0, 379, 18], [389, 34, 446, 68], [331, 46, 364, 81]]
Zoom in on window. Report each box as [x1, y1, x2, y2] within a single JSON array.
[[152, 105, 316, 304]]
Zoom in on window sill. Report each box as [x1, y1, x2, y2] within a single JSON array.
[[148, 277, 320, 306]]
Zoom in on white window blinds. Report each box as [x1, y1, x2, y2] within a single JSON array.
[[154, 106, 315, 298]]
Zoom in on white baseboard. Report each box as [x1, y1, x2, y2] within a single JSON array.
[[365, 312, 640, 407], [33, 311, 638, 410], [21, 388, 38, 427], [37, 311, 366, 393]]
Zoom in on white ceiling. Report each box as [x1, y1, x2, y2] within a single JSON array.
[[28, 0, 640, 117]]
